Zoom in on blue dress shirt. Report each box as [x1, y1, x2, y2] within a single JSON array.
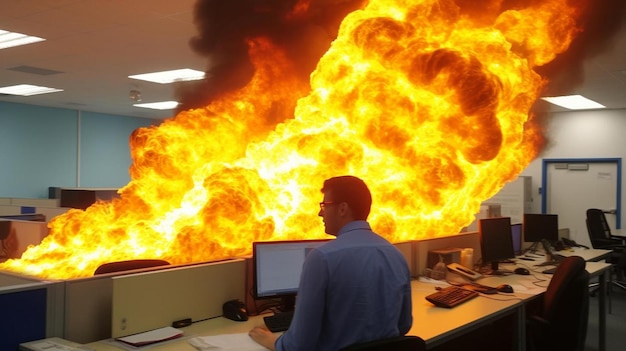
[[275, 221, 413, 351]]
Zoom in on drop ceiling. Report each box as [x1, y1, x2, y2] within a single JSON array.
[[1, 0, 626, 120]]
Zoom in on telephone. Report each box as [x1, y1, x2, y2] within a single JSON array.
[[561, 237, 589, 249], [447, 262, 483, 280]]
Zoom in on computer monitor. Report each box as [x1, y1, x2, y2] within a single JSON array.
[[523, 213, 559, 243], [479, 217, 515, 275], [253, 239, 330, 312], [511, 223, 523, 256]]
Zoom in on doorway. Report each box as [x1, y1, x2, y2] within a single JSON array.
[[542, 158, 622, 246]]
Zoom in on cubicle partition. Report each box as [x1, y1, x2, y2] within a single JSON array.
[[0, 271, 64, 351], [413, 231, 481, 275], [63, 273, 116, 343], [111, 259, 246, 338], [0, 235, 467, 348], [0, 219, 49, 259]]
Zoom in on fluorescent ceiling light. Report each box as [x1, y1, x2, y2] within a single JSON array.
[[133, 101, 179, 110], [129, 69, 205, 84], [0, 29, 45, 49], [0, 84, 63, 96], [541, 95, 606, 110]]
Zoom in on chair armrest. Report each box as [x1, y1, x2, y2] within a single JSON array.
[[593, 238, 626, 249]]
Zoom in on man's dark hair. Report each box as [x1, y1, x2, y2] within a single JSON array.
[[321, 176, 372, 220]]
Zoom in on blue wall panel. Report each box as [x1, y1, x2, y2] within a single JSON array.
[[0, 101, 159, 198], [80, 111, 158, 188], [0, 102, 77, 198]]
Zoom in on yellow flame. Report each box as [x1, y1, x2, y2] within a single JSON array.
[[0, 0, 588, 279]]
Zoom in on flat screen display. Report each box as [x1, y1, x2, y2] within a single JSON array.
[[511, 223, 523, 255], [479, 217, 515, 274], [252, 239, 330, 310], [523, 213, 559, 242]]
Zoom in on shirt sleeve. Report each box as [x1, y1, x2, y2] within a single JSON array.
[[398, 270, 413, 334], [276, 249, 329, 351]]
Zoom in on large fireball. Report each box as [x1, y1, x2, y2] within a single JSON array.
[[0, 0, 591, 278]]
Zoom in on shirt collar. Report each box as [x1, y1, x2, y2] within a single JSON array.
[[337, 220, 371, 236]]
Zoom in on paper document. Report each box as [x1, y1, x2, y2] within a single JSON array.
[[115, 326, 183, 347], [188, 333, 267, 351]]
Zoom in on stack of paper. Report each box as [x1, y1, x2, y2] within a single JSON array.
[[188, 333, 267, 351], [115, 326, 183, 347]]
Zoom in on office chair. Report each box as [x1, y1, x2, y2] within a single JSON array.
[[93, 259, 170, 275], [526, 256, 589, 351], [340, 335, 426, 351], [586, 208, 626, 292]]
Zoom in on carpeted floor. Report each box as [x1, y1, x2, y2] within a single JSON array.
[[585, 280, 626, 351]]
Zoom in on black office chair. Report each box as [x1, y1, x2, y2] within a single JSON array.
[[340, 335, 426, 351], [93, 259, 170, 275], [586, 208, 626, 292], [526, 256, 589, 351]]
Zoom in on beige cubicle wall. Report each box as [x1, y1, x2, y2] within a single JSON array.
[[0, 219, 50, 259], [413, 231, 482, 275], [111, 259, 246, 338]]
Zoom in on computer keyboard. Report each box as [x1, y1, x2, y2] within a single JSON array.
[[263, 311, 295, 332], [425, 286, 479, 308]]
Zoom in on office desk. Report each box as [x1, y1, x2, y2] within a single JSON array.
[[409, 279, 536, 351], [86, 262, 610, 351], [86, 280, 536, 351], [86, 316, 265, 351], [558, 247, 612, 262]]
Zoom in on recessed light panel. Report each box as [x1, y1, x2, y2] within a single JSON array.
[[129, 69, 205, 84], [541, 95, 606, 110], [0, 84, 63, 96], [0, 30, 45, 50], [133, 101, 179, 110]]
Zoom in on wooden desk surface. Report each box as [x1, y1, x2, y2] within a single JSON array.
[[87, 262, 610, 351], [408, 280, 532, 348], [557, 247, 612, 262]]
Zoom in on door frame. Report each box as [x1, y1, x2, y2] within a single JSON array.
[[541, 158, 622, 228]]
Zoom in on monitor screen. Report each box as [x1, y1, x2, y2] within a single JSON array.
[[511, 223, 523, 255], [479, 217, 515, 275], [253, 239, 330, 311], [523, 213, 559, 243]]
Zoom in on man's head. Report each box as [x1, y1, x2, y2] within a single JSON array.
[[318, 175, 372, 235]]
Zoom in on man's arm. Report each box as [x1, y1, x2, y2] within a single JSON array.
[[249, 326, 278, 350]]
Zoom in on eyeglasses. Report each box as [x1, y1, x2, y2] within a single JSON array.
[[319, 202, 335, 210]]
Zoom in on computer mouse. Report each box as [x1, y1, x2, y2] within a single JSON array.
[[496, 284, 514, 293], [222, 299, 248, 321], [514, 267, 530, 275]]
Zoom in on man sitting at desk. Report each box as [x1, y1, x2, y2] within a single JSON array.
[[249, 175, 413, 350]]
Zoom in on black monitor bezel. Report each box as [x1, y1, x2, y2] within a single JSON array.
[[479, 217, 515, 273], [252, 239, 331, 309], [523, 213, 559, 243]]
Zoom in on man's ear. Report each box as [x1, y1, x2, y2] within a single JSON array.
[[338, 202, 352, 218]]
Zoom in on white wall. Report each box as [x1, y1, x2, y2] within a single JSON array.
[[519, 109, 626, 218]]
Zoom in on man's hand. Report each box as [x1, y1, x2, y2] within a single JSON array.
[[249, 326, 278, 350]]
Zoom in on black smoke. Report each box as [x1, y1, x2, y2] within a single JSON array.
[[534, 0, 626, 96], [175, 0, 367, 114]]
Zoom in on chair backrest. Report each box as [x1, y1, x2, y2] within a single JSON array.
[[340, 335, 426, 351], [93, 259, 170, 275], [540, 256, 589, 351], [586, 208, 624, 250], [586, 208, 612, 240]]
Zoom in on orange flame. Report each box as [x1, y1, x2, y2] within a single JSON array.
[[0, 0, 589, 279]]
